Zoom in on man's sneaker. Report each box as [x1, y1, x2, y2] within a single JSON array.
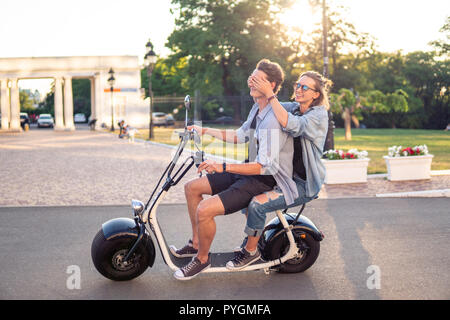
[[174, 255, 211, 280], [169, 239, 198, 258], [226, 248, 261, 270], [233, 236, 248, 252]]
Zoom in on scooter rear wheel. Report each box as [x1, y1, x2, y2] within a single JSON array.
[[277, 229, 320, 274], [91, 230, 150, 281]]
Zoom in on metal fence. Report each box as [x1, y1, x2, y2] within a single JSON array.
[[152, 91, 292, 125]]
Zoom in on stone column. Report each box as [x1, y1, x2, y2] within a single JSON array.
[[0, 79, 9, 130], [90, 77, 96, 123], [9, 78, 21, 131], [63, 76, 75, 130], [94, 74, 103, 127], [54, 77, 64, 130]]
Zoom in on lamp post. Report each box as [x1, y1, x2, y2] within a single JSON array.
[[108, 68, 116, 132], [322, 0, 335, 151], [144, 39, 157, 140]]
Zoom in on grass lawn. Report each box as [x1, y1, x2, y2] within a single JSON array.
[[333, 128, 450, 173], [135, 127, 450, 174]]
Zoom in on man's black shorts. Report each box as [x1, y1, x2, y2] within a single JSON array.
[[206, 172, 276, 215]]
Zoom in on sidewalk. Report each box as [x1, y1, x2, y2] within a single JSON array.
[[318, 173, 450, 199], [139, 137, 450, 200], [0, 129, 448, 207]]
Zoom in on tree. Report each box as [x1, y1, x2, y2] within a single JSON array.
[[356, 51, 432, 129], [365, 89, 409, 129], [38, 79, 92, 117], [430, 16, 450, 57], [141, 57, 189, 97], [19, 89, 35, 113], [72, 79, 91, 116], [166, 0, 296, 121], [301, 2, 376, 88], [330, 88, 360, 140], [403, 51, 449, 129], [331, 88, 409, 140]]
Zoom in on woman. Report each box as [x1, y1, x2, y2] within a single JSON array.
[[227, 70, 332, 269]]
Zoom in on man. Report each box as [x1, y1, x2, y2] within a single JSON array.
[[171, 59, 298, 280]]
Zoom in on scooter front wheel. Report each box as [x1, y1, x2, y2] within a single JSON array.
[[91, 230, 150, 281]]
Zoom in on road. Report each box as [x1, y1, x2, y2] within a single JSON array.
[[1, 197, 449, 300]]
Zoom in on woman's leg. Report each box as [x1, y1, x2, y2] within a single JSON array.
[[245, 179, 313, 252], [245, 190, 288, 251], [226, 190, 290, 269]]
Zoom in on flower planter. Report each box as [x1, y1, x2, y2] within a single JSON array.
[[322, 158, 370, 184], [383, 155, 434, 181]]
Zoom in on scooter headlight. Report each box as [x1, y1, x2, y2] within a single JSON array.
[[131, 199, 145, 218]]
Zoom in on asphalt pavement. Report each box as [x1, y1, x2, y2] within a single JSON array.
[[1, 197, 449, 300]]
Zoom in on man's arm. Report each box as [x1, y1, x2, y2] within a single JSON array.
[[187, 125, 238, 143], [188, 112, 254, 145], [255, 118, 287, 176], [205, 127, 240, 144], [197, 160, 262, 175], [198, 114, 287, 176]]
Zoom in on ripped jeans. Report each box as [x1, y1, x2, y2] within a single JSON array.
[[243, 176, 317, 237]]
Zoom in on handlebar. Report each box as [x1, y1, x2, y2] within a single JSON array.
[[166, 126, 205, 184]]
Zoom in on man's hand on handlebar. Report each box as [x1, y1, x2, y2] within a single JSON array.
[[197, 160, 223, 175], [187, 125, 204, 135]]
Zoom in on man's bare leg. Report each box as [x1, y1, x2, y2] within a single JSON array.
[[245, 236, 260, 252], [184, 176, 212, 249], [196, 195, 225, 263]]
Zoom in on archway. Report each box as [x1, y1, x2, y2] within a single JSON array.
[[0, 56, 148, 132]]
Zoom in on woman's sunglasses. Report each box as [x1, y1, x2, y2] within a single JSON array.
[[294, 83, 317, 92]]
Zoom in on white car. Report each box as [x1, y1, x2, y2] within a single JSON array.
[[37, 114, 54, 128], [74, 113, 87, 123], [152, 112, 168, 126]]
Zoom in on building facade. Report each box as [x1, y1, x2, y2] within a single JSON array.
[[0, 55, 149, 131]]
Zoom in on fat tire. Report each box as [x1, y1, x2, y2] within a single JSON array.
[[91, 229, 150, 281], [277, 230, 320, 274]]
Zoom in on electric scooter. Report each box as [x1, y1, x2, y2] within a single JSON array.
[[91, 95, 324, 281]]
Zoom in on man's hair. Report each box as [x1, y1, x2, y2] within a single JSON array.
[[256, 59, 285, 94]]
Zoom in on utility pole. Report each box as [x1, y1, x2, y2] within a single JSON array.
[[322, 0, 335, 151]]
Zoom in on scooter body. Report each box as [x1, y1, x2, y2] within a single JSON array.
[[91, 96, 324, 281]]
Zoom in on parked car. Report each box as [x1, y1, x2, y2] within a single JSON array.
[[214, 116, 234, 125], [37, 114, 54, 128], [166, 114, 175, 126], [152, 112, 168, 127], [74, 113, 87, 123], [20, 113, 30, 131]]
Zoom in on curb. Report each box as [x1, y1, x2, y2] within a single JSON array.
[[367, 170, 450, 179], [376, 189, 450, 198]]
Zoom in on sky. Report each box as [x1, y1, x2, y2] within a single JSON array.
[[0, 0, 448, 94]]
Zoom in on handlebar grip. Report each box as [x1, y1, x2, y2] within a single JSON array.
[[194, 151, 205, 168]]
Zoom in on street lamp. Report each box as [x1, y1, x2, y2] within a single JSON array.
[[144, 39, 157, 140], [108, 68, 116, 132]]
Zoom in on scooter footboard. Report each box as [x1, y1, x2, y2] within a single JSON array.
[[170, 252, 238, 269]]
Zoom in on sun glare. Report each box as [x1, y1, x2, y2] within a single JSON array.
[[278, 1, 321, 41]]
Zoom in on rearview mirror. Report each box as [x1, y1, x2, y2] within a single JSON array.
[[184, 95, 191, 111]]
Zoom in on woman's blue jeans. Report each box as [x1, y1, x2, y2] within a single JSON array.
[[243, 177, 316, 237]]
